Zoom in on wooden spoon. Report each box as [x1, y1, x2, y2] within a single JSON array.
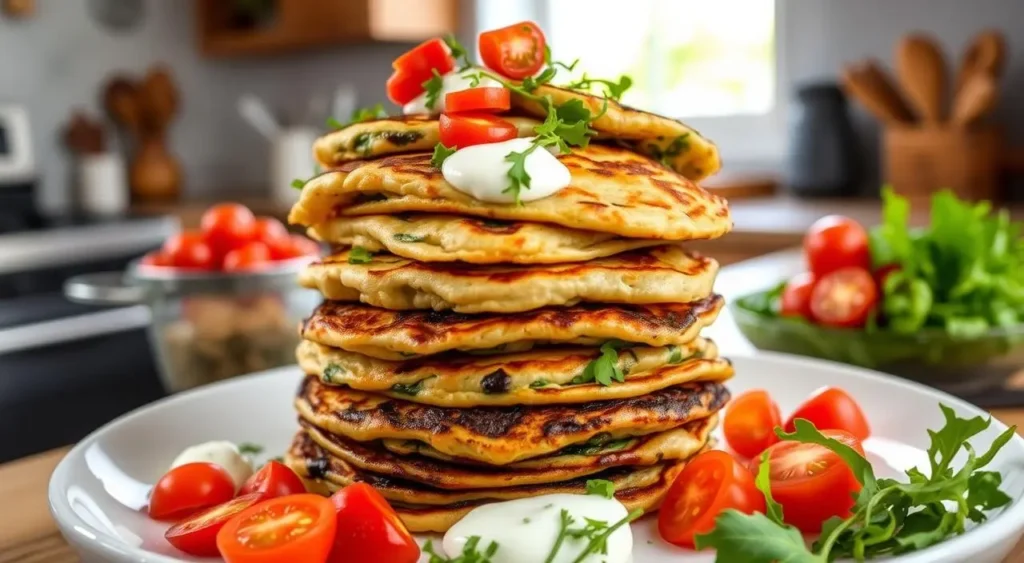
[[102, 76, 141, 134], [139, 65, 179, 133], [896, 34, 948, 125], [954, 30, 1006, 99], [951, 73, 998, 127], [841, 60, 915, 125]]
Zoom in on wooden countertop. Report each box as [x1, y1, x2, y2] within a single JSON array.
[[5, 250, 1024, 561]]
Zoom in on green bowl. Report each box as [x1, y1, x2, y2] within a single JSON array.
[[731, 290, 1024, 393]]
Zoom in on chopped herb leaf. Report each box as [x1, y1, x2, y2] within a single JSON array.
[[560, 435, 632, 456], [425, 535, 498, 562], [348, 246, 374, 264], [667, 345, 684, 364], [326, 116, 344, 129], [529, 378, 551, 389], [565, 74, 633, 101], [423, 69, 445, 111], [573, 341, 628, 386], [393, 233, 426, 243], [523, 517, 531, 524], [585, 479, 615, 499], [237, 442, 263, 455], [291, 178, 306, 190], [431, 143, 457, 168], [444, 34, 472, 71], [350, 103, 387, 124], [390, 377, 432, 396], [322, 363, 344, 383]]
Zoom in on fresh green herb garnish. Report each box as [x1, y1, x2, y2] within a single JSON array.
[[572, 341, 628, 386], [561, 436, 633, 456], [237, 442, 263, 455], [291, 178, 306, 189], [667, 345, 684, 364], [390, 377, 432, 396], [695, 404, 1016, 561], [529, 378, 551, 389], [350, 103, 387, 124], [326, 116, 343, 129], [431, 143, 457, 169], [347, 246, 374, 264], [444, 34, 473, 71], [393, 233, 426, 243], [423, 69, 446, 111], [565, 74, 633, 101], [322, 363, 344, 383], [585, 479, 615, 499], [425, 535, 498, 562]]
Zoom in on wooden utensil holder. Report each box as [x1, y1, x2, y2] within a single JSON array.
[[883, 125, 1003, 202]]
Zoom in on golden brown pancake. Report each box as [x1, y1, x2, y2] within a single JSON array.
[[300, 295, 724, 360], [295, 375, 730, 465], [298, 246, 718, 313], [288, 145, 731, 242], [305, 214, 662, 264], [297, 338, 731, 407]]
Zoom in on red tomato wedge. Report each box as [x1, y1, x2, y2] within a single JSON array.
[[217, 494, 336, 563], [162, 232, 214, 270], [658, 450, 765, 549], [165, 493, 264, 557], [759, 429, 864, 533], [200, 203, 256, 257], [327, 483, 420, 563], [779, 272, 816, 319], [239, 461, 306, 501], [445, 87, 511, 114], [723, 390, 783, 458], [479, 21, 547, 79], [438, 113, 518, 148], [810, 267, 879, 328], [387, 38, 456, 106], [785, 387, 871, 441], [148, 463, 235, 521], [803, 215, 871, 278]]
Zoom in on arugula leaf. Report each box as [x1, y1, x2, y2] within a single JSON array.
[[755, 451, 786, 525], [926, 404, 990, 477], [585, 479, 615, 499], [778, 419, 878, 491], [423, 70, 446, 111], [347, 246, 374, 264], [694, 511, 820, 563], [565, 74, 633, 100], [431, 143, 457, 168], [966, 470, 1012, 522]]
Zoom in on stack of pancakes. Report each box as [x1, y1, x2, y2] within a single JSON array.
[[284, 86, 734, 533]]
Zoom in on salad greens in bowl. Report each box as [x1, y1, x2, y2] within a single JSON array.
[[732, 188, 1024, 391]]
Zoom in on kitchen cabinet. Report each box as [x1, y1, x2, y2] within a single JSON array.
[[196, 0, 459, 57]]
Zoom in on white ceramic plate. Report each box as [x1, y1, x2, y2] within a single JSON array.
[[49, 353, 1024, 563]]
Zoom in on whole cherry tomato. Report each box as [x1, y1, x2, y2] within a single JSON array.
[[149, 462, 236, 521], [803, 215, 871, 278], [723, 390, 783, 458], [779, 272, 816, 319], [784, 386, 871, 441]]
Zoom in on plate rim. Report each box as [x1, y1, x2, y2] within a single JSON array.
[[47, 353, 1024, 562]]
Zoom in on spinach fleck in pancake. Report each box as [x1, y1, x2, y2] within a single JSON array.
[[297, 338, 731, 407], [301, 295, 723, 360], [299, 245, 718, 313], [297, 415, 715, 489], [510, 84, 721, 182], [295, 375, 729, 465], [288, 145, 731, 242], [306, 214, 662, 264], [290, 435, 695, 532]]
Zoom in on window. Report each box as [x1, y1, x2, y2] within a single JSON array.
[[475, 0, 785, 164]]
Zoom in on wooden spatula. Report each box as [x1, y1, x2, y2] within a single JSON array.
[[841, 60, 915, 125], [896, 34, 948, 125], [951, 73, 998, 127], [954, 30, 1006, 99]]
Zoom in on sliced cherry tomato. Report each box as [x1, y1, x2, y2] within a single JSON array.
[[222, 242, 271, 272], [392, 37, 455, 76], [759, 429, 864, 532], [239, 461, 306, 501], [723, 390, 783, 458], [438, 113, 517, 148], [140, 251, 174, 268], [658, 450, 765, 549], [779, 272, 816, 319], [445, 87, 511, 114], [784, 387, 871, 441], [201, 203, 256, 256], [165, 493, 264, 557], [387, 69, 429, 106], [251, 217, 289, 245], [217, 494, 336, 563], [810, 267, 879, 328], [803, 215, 871, 278], [478, 21, 547, 79], [327, 483, 419, 563], [268, 235, 321, 260], [162, 232, 214, 270], [148, 462, 236, 521]]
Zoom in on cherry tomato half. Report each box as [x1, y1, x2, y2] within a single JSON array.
[[779, 272, 816, 319], [148, 462, 236, 521], [438, 113, 518, 148], [784, 386, 871, 441], [162, 232, 214, 270], [803, 215, 871, 278], [239, 461, 306, 501], [810, 267, 879, 328], [217, 494, 336, 563], [479, 21, 547, 79], [658, 450, 765, 549], [222, 242, 271, 272], [723, 390, 783, 459], [201, 203, 256, 257], [327, 483, 420, 563], [165, 493, 264, 557], [445, 87, 511, 114], [759, 429, 864, 533], [251, 217, 289, 245]]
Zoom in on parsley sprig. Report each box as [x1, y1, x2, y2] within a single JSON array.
[[326, 103, 388, 129], [571, 341, 629, 386], [545, 506, 644, 563], [444, 34, 473, 71], [347, 246, 374, 264], [694, 404, 1016, 562], [423, 70, 446, 111], [424, 536, 498, 563], [565, 75, 633, 101], [432, 143, 457, 168]]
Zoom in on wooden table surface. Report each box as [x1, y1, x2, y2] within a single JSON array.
[[3, 249, 1024, 562]]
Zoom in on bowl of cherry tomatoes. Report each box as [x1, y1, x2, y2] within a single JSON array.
[[65, 203, 322, 392], [731, 190, 1024, 393]]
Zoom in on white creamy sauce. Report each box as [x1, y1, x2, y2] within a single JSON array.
[[441, 137, 571, 204], [442, 494, 633, 563], [402, 69, 502, 115], [169, 441, 253, 491]]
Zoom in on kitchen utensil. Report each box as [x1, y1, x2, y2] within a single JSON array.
[[954, 30, 1007, 99], [62, 111, 106, 155], [138, 66, 178, 133], [271, 126, 317, 206], [840, 60, 914, 125], [238, 94, 279, 140], [78, 153, 128, 216], [786, 83, 862, 197], [896, 34, 948, 124], [102, 76, 141, 134], [48, 356, 1024, 563], [884, 125, 1002, 202], [951, 73, 999, 127]]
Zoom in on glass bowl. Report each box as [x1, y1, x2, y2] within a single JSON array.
[[731, 290, 1024, 394]]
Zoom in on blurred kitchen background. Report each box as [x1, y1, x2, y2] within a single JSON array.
[[1, 0, 1023, 461]]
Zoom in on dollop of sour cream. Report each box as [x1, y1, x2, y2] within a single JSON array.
[[442, 494, 633, 563], [170, 441, 254, 491], [403, 69, 502, 115], [442, 137, 571, 204]]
